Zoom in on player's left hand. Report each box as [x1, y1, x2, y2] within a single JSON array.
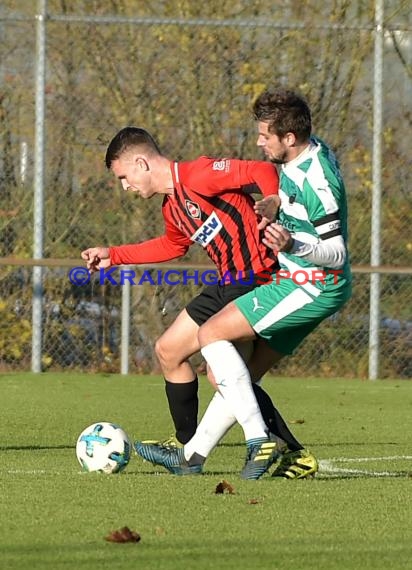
[[254, 195, 280, 230], [263, 223, 294, 253]]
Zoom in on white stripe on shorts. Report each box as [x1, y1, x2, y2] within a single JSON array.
[[277, 253, 321, 298], [254, 287, 314, 334]]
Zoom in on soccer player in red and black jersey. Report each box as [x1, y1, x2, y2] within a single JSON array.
[[81, 127, 304, 459]]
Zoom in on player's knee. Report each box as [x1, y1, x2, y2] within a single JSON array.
[[154, 335, 180, 368], [197, 323, 215, 347], [154, 335, 168, 365]]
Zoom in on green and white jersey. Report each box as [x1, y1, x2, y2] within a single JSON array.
[[277, 136, 351, 292]]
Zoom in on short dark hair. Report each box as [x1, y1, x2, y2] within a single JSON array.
[[253, 88, 311, 143], [105, 127, 162, 169]]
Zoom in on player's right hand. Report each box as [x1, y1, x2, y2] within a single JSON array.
[[80, 247, 111, 273], [262, 223, 294, 254]]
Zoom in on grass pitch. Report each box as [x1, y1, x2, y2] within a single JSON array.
[[1, 373, 411, 570]]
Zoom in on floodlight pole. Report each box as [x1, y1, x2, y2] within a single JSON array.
[[32, 0, 47, 373], [120, 274, 131, 375], [369, 0, 384, 380]]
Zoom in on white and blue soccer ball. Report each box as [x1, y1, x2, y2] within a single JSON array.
[[76, 422, 132, 474]]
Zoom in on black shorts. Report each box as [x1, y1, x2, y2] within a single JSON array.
[[186, 273, 271, 326]]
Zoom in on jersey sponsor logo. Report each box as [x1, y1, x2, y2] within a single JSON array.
[[282, 220, 296, 232], [212, 159, 230, 172], [185, 200, 201, 219], [191, 211, 222, 247]]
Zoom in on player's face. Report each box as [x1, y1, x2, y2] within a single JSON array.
[[111, 155, 156, 199], [256, 121, 290, 164]]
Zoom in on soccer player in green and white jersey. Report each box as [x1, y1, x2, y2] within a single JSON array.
[[135, 88, 352, 479]]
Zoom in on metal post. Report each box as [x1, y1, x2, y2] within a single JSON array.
[[369, 0, 384, 380], [31, 0, 47, 373], [120, 274, 131, 374], [20, 141, 28, 185]]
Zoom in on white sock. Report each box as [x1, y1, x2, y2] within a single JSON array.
[[200, 340, 268, 442], [184, 391, 236, 460]]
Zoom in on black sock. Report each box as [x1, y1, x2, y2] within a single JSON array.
[[165, 377, 199, 444], [252, 383, 303, 452]]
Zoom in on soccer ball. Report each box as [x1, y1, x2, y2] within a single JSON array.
[[76, 422, 132, 474]]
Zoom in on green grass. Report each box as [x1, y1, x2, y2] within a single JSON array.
[[1, 373, 412, 570]]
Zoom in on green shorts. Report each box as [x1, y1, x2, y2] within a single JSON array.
[[234, 277, 352, 355]]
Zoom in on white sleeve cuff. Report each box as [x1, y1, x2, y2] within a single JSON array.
[[291, 234, 347, 269]]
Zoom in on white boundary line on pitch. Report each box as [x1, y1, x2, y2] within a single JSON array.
[[318, 455, 412, 479], [2, 455, 412, 477], [5, 469, 48, 474], [324, 455, 412, 463], [319, 461, 403, 478], [2, 469, 94, 475]]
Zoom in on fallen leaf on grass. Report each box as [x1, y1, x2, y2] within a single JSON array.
[[215, 480, 236, 494], [155, 526, 166, 536], [248, 499, 259, 504], [105, 526, 141, 543]]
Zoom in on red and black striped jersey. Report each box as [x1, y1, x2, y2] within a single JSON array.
[[110, 156, 279, 277]]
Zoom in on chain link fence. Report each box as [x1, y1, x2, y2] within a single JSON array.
[[0, 1, 411, 378]]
